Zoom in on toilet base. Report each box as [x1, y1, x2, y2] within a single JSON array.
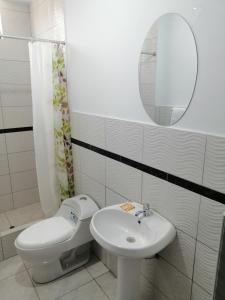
[[31, 243, 90, 283]]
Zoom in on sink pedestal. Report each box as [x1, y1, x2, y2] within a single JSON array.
[[116, 257, 141, 300]]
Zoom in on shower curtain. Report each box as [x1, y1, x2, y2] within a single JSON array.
[[29, 42, 74, 217]]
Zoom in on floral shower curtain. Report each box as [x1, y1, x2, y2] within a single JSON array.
[[29, 42, 74, 217]]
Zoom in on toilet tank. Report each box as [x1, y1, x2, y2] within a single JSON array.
[[56, 195, 99, 222]]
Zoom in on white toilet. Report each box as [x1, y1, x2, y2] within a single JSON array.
[[15, 194, 99, 283]]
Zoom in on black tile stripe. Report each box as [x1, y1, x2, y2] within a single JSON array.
[[0, 126, 33, 134], [72, 138, 225, 205]]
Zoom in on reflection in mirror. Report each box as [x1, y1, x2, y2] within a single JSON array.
[[139, 13, 198, 126]]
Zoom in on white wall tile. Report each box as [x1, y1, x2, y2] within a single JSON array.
[[160, 229, 196, 279], [79, 147, 105, 185], [106, 188, 127, 206], [143, 126, 205, 183], [191, 284, 212, 300], [72, 144, 82, 172], [0, 154, 9, 175], [141, 257, 192, 300], [1, 9, 31, 36], [8, 151, 35, 173], [0, 109, 3, 129], [1, 230, 23, 259], [6, 131, 34, 153], [143, 125, 169, 172], [0, 135, 7, 154], [0, 175, 11, 196], [13, 187, 40, 209], [0, 194, 13, 213], [203, 135, 225, 193], [71, 112, 105, 149], [76, 172, 105, 208], [106, 158, 142, 202], [193, 242, 218, 294], [0, 61, 30, 85], [106, 118, 143, 161], [1, 88, 32, 107], [167, 129, 206, 184], [0, 213, 10, 232], [2, 107, 32, 128], [197, 197, 225, 251], [142, 173, 200, 238], [0, 40, 29, 61], [11, 170, 37, 192]]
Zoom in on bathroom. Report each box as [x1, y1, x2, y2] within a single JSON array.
[[0, 0, 224, 299]]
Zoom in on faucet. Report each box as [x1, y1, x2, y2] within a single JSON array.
[[135, 203, 151, 223]]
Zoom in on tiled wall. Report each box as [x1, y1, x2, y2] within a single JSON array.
[[71, 111, 225, 300], [0, 1, 39, 214], [30, 0, 65, 40]]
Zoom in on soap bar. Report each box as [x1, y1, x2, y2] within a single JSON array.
[[120, 202, 135, 212]]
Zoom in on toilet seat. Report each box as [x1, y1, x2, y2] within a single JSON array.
[[16, 216, 75, 250]]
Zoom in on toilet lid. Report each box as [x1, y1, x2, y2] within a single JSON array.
[[16, 216, 75, 250]]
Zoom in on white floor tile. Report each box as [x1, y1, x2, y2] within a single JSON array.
[[0, 255, 25, 281], [0, 270, 38, 300], [86, 255, 108, 279], [34, 268, 92, 300], [96, 272, 117, 300], [58, 280, 108, 300]]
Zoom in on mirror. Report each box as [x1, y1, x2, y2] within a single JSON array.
[[139, 13, 198, 126]]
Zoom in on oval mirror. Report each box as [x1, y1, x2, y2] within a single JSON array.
[[139, 13, 198, 126]]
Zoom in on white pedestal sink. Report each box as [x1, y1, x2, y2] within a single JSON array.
[[90, 202, 176, 300]]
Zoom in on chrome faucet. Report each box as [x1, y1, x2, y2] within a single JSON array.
[[135, 203, 151, 223]]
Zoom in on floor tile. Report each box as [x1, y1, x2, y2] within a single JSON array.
[[6, 202, 44, 227], [0, 255, 25, 281], [0, 213, 10, 231], [96, 272, 117, 300], [58, 280, 108, 300], [0, 270, 38, 300], [34, 267, 92, 300], [86, 255, 108, 279]]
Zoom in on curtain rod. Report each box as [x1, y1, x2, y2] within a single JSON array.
[[0, 34, 66, 45]]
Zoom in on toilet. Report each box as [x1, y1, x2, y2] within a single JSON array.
[[15, 194, 99, 283]]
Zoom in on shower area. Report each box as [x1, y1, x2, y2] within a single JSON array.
[[0, 0, 66, 260]]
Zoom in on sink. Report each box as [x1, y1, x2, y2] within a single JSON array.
[[90, 202, 176, 300]]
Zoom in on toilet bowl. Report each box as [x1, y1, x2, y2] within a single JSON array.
[[15, 194, 99, 283]]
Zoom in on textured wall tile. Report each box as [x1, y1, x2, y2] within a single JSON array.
[[203, 135, 225, 193], [106, 158, 142, 202], [8, 151, 35, 173], [106, 188, 127, 206], [106, 118, 143, 162], [160, 229, 196, 279], [191, 284, 212, 300], [193, 242, 218, 294], [167, 129, 206, 184], [79, 173, 105, 208], [142, 125, 169, 172], [141, 257, 192, 300], [72, 144, 82, 172], [13, 188, 40, 209], [197, 197, 225, 251], [10, 170, 37, 192], [71, 112, 105, 149], [79, 147, 105, 185], [142, 173, 200, 238]]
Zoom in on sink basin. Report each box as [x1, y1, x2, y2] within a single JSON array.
[[90, 202, 176, 258], [90, 202, 176, 300]]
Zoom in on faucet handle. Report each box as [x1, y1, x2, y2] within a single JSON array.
[[143, 203, 150, 211]]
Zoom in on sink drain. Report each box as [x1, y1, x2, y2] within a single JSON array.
[[126, 236, 136, 243]]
